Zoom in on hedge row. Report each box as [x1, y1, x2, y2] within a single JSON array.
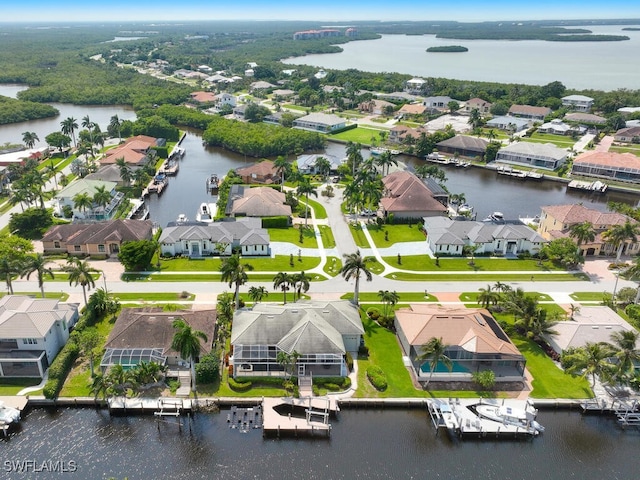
[[43, 342, 80, 399], [228, 377, 252, 392], [261, 216, 290, 228], [366, 365, 388, 391]]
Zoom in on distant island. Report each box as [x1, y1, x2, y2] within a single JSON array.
[[427, 45, 468, 53], [622, 27, 640, 31]]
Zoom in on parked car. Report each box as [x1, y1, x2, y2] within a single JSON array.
[[360, 209, 376, 216]]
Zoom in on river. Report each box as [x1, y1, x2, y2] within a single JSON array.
[[282, 25, 640, 91], [1, 407, 636, 480]]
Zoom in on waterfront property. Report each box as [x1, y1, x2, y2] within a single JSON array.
[[404, 77, 427, 94], [463, 98, 492, 115], [436, 135, 488, 159], [564, 112, 607, 125], [422, 216, 546, 257], [394, 305, 526, 383], [236, 160, 279, 185], [507, 104, 551, 121], [0, 146, 49, 168], [293, 112, 346, 133], [571, 151, 640, 184], [101, 307, 216, 371], [0, 295, 79, 378], [101, 135, 162, 167], [381, 171, 448, 220], [159, 217, 270, 257], [485, 116, 529, 132], [537, 119, 585, 136], [495, 142, 568, 171], [388, 124, 428, 144], [539, 204, 639, 257], [544, 306, 640, 358], [85, 164, 135, 186], [230, 301, 363, 378], [42, 219, 154, 257], [225, 185, 292, 218], [561, 95, 594, 112], [295, 153, 344, 175], [54, 179, 125, 221]]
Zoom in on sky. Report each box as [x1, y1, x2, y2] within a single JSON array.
[[3, 1, 640, 23]]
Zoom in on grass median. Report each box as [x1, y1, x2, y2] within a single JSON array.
[[385, 272, 589, 281]]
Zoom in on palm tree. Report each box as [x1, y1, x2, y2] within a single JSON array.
[[414, 164, 447, 183], [82, 115, 95, 147], [92, 185, 112, 216], [492, 281, 512, 295], [171, 318, 208, 392], [22, 131, 39, 149], [622, 256, 640, 304], [248, 286, 268, 306], [569, 222, 596, 256], [346, 141, 363, 177], [273, 156, 289, 192], [610, 330, 640, 380], [61, 117, 79, 147], [416, 337, 452, 386], [73, 192, 93, 217], [273, 272, 294, 304], [116, 157, 133, 186], [276, 350, 301, 383], [375, 150, 397, 176], [314, 156, 332, 182], [22, 253, 54, 298], [293, 271, 311, 301], [523, 309, 558, 342], [564, 342, 616, 388], [477, 284, 500, 309], [468, 108, 482, 129], [603, 220, 640, 261], [219, 254, 254, 309], [378, 290, 400, 319], [296, 178, 317, 227], [90, 373, 111, 400], [0, 257, 23, 295], [45, 160, 58, 190], [65, 257, 97, 306], [340, 251, 374, 306], [109, 114, 122, 142]]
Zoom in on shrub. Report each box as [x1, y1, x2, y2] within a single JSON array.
[[472, 370, 496, 390], [228, 377, 252, 392], [345, 352, 354, 371], [261, 216, 290, 228], [366, 365, 388, 391], [196, 352, 220, 383], [367, 307, 380, 320], [43, 341, 80, 399], [43, 380, 58, 399], [358, 344, 369, 357]]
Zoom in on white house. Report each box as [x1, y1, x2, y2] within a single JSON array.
[[423, 216, 546, 257], [55, 179, 124, 221], [0, 296, 79, 378], [423, 96, 453, 110], [562, 95, 594, 112], [485, 116, 530, 132], [293, 113, 347, 133], [495, 142, 568, 170], [537, 119, 585, 136], [159, 217, 270, 257], [404, 77, 426, 94], [295, 154, 344, 174], [215, 92, 237, 108]]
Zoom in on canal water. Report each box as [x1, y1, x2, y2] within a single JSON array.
[[1, 407, 636, 480]]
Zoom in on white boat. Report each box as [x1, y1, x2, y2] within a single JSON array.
[[176, 213, 189, 223], [0, 401, 21, 425], [483, 211, 504, 222], [195, 203, 215, 223], [457, 204, 473, 214], [473, 402, 544, 434]]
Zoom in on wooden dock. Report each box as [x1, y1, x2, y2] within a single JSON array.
[[581, 397, 640, 428], [262, 396, 337, 438], [107, 397, 192, 415]]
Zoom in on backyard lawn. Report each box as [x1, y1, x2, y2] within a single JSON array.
[[268, 226, 319, 248], [329, 126, 387, 144], [523, 132, 576, 148], [365, 224, 426, 248], [0, 378, 41, 396]]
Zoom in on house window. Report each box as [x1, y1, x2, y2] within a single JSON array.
[[22, 338, 37, 345], [74, 245, 81, 252], [54, 241, 60, 248], [98, 244, 105, 253]]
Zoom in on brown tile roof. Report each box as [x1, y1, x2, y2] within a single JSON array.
[[105, 307, 216, 356], [42, 220, 153, 245], [398, 103, 427, 115], [102, 135, 158, 166], [236, 160, 277, 179], [615, 126, 640, 138], [466, 98, 491, 108], [541, 204, 628, 227], [228, 186, 291, 217], [564, 112, 607, 124], [381, 171, 447, 214], [508, 104, 551, 117], [395, 305, 522, 356], [190, 91, 217, 103], [573, 151, 640, 170], [436, 135, 488, 152]]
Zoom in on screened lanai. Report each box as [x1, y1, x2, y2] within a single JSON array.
[[100, 348, 166, 371]]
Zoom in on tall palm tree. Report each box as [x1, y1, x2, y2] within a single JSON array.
[[375, 150, 397, 176], [377, 290, 400, 319], [273, 272, 294, 304], [171, 318, 208, 392], [45, 160, 58, 190], [0, 257, 23, 295], [340, 251, 374, 306], [564, 342, 616, 388], [477, 284, 500, 309], [314, 156, 332, 182], [622, 256, 640, 304], [219, 254, 254, 309], [346, 141, 363, 177], [569, 222, 596, 256], [109, 114, 122, 142], [21, 253, 54, 298], [416, 337, 452, 386], [22, 131, 39, 149], [65, 257, 97, 306], [603, 220, 640, 261], [610, 330, 640, 380], [82, 115, 95, 146], [293, 271, 311, 302], [92, 185, 112, 216], [73, 192, 93, 217], [273, 156, 289, 192], [248, 286, 268, 306], [296, 177, 317, 227], [61, 117, 79, 148], [116, 157, 133, 186]]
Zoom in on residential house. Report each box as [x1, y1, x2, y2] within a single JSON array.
[[0, 296, 79, 378], [388, 124, 428, 144], [544, 306, 640, 357], [293, 29, 341, 40], [249, 81, 276, 92], [423, 96, 453, 110], [619, 106, 640, 115], [404, 77, 427, 94], [295, 154, 344, 175], [436, 135, 488, 159], [293, 113, 347, 133], [485, 116, 529, 132], [101, 135, 161, 167], [101, 308, 216, 371], [0, 147, 49, 168], [397, 103, 427, 116], [230, 301, 364, 378], [272, 89, 295, 100], [42, 219, 154, 256], [189, 91, 217, 104], [614, 126, 640, 143], [561, 95, 594, 112], [381, 171, 448, 220], [232, 104, 248, 119], [495, 142, 568, 170], [507, 104, 551, 121], [571, 151, 640, 184], [159, 217, 270, 257], [198, 65, 213, 73], [395, 305, 526, 383], [379, 91, 419, 103], [236, 160, 279, 184], [85, 164, 135, 187], [54, 179, 125, 221], [225, 185, 292, 218], [358, 99, 395, 115], [564, 112, 607, 125], [539, 204, 638, 257], [215, 92, 237, 108], [464, 98, 492, 114], [537, 119, 585, 136], [422, 216, 546, 256]]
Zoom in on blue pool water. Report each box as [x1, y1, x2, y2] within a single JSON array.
[[421, 360, 470, 374]]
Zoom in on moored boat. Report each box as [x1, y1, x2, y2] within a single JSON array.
[[195, 202, 216, 223], [0, 400, 21, 425], [206, 174, 220, 194], [472, 401, 544, 434]]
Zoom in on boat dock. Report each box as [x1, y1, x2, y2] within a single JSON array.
[[145, 175, 168, 195], [581, 397, 640, 428], [107, 397, 193, 415], [496, 165, 543, 180], [262, 396, 338, 438], [427, 398, 543, 438], [161, 159, 179, 175], [567, 179, 608, 193]]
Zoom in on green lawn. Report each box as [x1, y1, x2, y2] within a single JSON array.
[[610, 145, 640, 155], [59, 368, 92, 397], [319, 225, 336, 248], [366, 224, 426, 248], [523, 132, 576, 148], [157, 255, 320, 272], [5, 292, 69, 301], [300, 197, 327, 219], [570, 292, 612, 302], [459, 291, 553, 303], [111, 292, 195, 302], [349, 224, 370, 248], [329, 126, 387, 144], [267, 227, 319, 248], [324, 256, 342, 276], [382, 256, 564, 272], [386, 272, 589, 281], [342, 292, 437, 302], [0, 378, 41, 395]]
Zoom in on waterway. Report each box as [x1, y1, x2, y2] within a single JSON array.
[[1, 407, 636, 479], [283, 25, 640, 91]]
